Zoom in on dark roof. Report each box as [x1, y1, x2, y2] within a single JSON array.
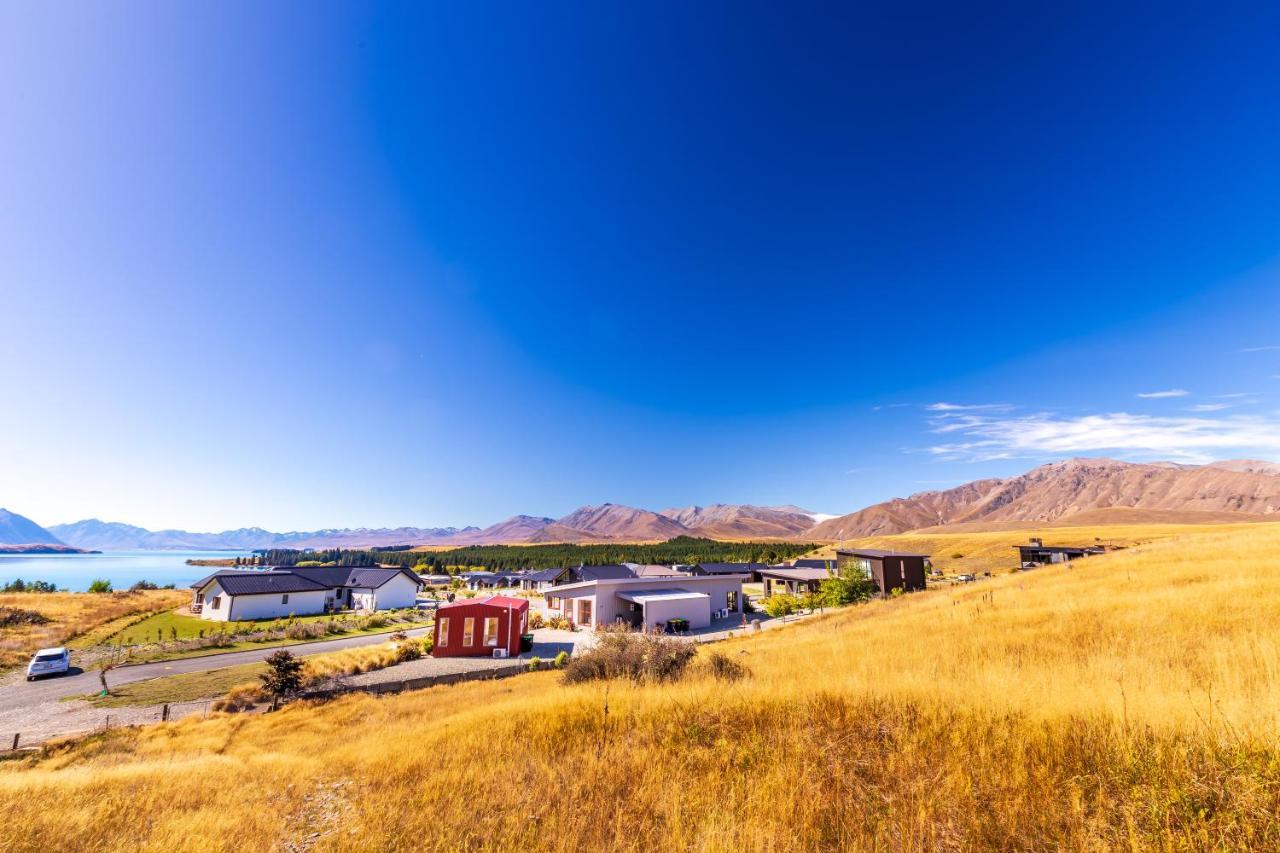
[[791, 558, 836, 570], [523, 568, 566, 582], [836, 549, 931, 559], [573, 565, 637, 581], [291, 566, 423, 589], [693, 562, 764, 575], [197, 572, 328, 596]]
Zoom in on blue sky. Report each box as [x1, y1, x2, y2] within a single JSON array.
[[3, 3, 1280, 531]]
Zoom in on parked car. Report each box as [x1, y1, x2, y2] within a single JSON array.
[[956, 574, 976, 583], [26, 647, 70, 681]]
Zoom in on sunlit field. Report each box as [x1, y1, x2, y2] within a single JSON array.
[[0, 590, 188, 670], [2, 523, 1279, 850]]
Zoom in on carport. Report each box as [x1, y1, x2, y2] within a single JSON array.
[[616, 588, 712, 631]]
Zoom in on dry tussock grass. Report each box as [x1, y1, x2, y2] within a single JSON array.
[[2, 523, 1280, 850], [0, 589, 187, 669]]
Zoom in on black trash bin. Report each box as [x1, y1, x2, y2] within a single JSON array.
[[520, 633, 534, 653]]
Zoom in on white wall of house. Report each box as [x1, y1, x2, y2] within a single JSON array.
[[372, 573, 420, 610], [546, 576, 742, 629], [641, 596, 712, 630], [227, 590, 328, 621], [194, 580, 228, 621]]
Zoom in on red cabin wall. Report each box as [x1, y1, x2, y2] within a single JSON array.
[[433, 600, 528, 658]]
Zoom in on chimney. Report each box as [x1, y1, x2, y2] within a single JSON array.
[[1029, 537, 1043, 547]]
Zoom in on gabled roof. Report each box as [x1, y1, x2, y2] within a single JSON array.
[[1013, 544, 1104, 554], [523, 568, 566, 582], [196, 571, 329, 596], [573, 565, 636, 581], [791, 558, 836, 570], [194, 566, 422, 596]]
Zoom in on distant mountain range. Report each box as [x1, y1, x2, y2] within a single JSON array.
[[43, 520, 480, 551], [3, 458, 1279, 550]]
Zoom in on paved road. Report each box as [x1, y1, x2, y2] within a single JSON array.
[[0, 627, 433, 712]]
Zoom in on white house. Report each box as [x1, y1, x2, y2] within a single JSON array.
[[543, 574, 745, 631], [190, 566, 423, 622]]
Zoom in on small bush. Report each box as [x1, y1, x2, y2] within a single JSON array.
[[284, 622, 326, 640], [703, 650, 750, 682], [0, 607, 50, 628], [527, 611, 545, 630], [553, 651, 569, 669], [87, 579, 113, 594], [561, 625, 696, 685], [528, 656, 542, 672]]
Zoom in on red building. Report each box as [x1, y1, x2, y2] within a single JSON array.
[[432, 595, 529, 658]]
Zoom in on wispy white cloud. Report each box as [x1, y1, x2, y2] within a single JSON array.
[[926, 402, 1012, 412], [1137, 389, 1189, 399], [1187, 403, 1229, 412], [1213, 392, 1254, 399], [925, 410, 1280, 464], [1241, 346, 1280, 353]]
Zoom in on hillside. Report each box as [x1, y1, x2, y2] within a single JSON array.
[[808, 457, 1280, 540], [3, 521, 1278, 849], [0, 509, 62, 546]]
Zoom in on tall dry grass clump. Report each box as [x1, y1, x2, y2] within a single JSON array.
[[1, 522, 1280, 850], [0, 589, 187, 669]]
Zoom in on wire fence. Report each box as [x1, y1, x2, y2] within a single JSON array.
[[2, 700, 215, 754]]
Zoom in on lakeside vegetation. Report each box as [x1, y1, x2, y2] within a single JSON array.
[[262, 536, 820, 573], [3, 522, 1279, 848]]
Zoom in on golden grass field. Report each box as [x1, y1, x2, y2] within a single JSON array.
[[2, 522, 1280, 850], [0, 589, 188, 670]]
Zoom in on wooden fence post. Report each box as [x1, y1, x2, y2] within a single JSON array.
[[162, 704, 170, 722], [10, 733, 17, 751]]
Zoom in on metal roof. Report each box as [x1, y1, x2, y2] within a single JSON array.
[[200, 572, 329, 596], [693, 562, 763, 574], [616, 588, 709, 604]]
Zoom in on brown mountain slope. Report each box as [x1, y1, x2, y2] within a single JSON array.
[[807, 458, 1280, 540], [528, 503, 692, 543], [658, 504, 816, 539]]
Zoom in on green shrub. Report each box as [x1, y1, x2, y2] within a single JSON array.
[[87, 579, 113, 594], [761, 594, 799, 618], [819, 576, 878, 607], [527, 656, 542, 672], [553, 651, 569, 669]]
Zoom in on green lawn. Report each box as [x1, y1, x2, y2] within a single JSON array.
[[106, 609, 379, 645]]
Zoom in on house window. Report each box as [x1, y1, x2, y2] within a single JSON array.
[[578, 599, 593, 626], [211, 596, 221, 610], [483, 617, 499, 647], [282, 594, 289, 605], [195, 593, 204, 605], [463, 617, 475, 646], [437, 617, 449, 647]]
